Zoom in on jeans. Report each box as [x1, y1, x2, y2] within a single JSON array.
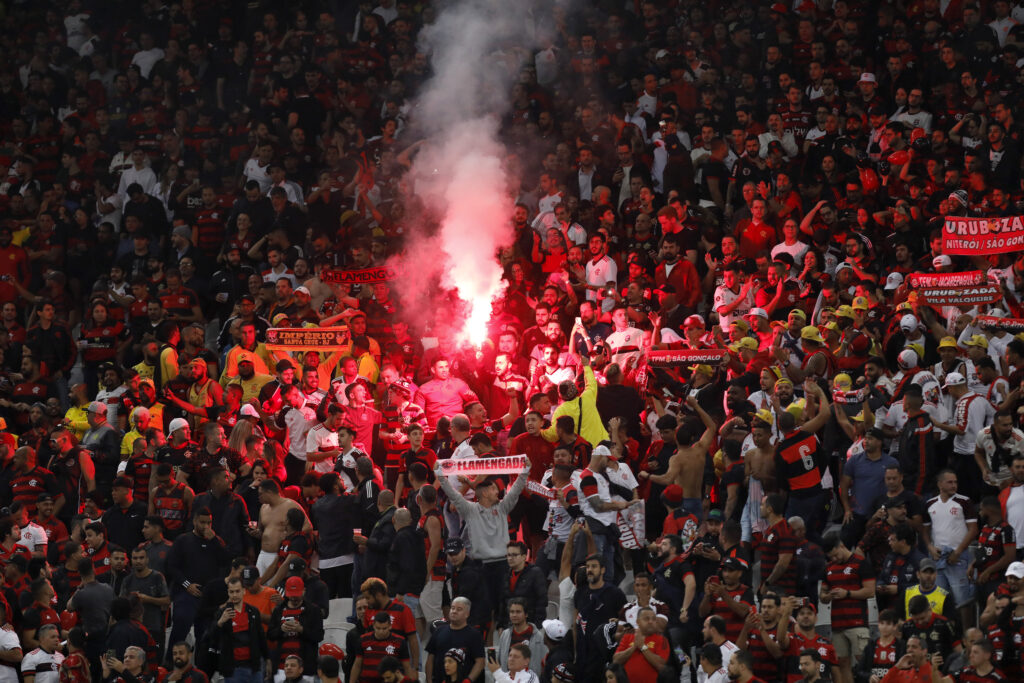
[[785, 491, 826, 544], [168, 592, 202, 657], [681, 498, 703, 522], [225, 666, 264, 683]]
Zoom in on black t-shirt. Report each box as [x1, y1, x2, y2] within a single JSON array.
[[425, 624, 485, 682], [701, 160, 730, 202]]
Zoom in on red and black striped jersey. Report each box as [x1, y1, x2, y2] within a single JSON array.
[[760, 518, 798, 596], [704, 584, 754, 643], [364, 599, 417, 641], [824, 554, 874, 630], [977, 522, 1016, 575], [774, 430, 823, 494], [785, 631, 837, 683], [356, 632, 410, 682]]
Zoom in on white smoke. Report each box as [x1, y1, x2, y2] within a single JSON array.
[[395, 0, 545, 343]]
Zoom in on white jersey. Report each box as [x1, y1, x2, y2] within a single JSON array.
[[304, 423, 339, 474], [21, 649, 63, 683], [0, 628, 20, 683], [952, 391, 996, 454], [975, 425, 1024, 485], [712, 285, 753, 328], [925, 493, 976, 550], [18, 521, 47, 554]]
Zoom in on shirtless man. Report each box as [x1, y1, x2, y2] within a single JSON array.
[[640, 395, 716, 520], [742, 410, 778, 543], [251, 479, 311, 574]]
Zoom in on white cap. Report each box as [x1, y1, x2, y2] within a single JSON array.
[[294, 286, 310, 296], [240, 404, 260, 418], [747, 307, 769, 320], [859, 72, 876, 84], [897, 349, 918, 369], [168, 418, 190, 434], [1006, 561, 1024, 578], [884, 273, 904, 291], [542, 619, 569, 640], [943, 372, 966, 388], [592, 444, 612, 457], [900, 314, 919, 331], [988, 308, 1007, 318], [932, 255, 952, 268], [655, 49, 669, 59]]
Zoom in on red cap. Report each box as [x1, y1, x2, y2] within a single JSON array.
[[284, 576, 305, 598], [771, 2, 787, 12], [663, 484, 684, 504]]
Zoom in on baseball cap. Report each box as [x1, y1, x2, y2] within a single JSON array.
[[689, 364, 714, 376], [943, 372, 966, 388], [655, 283, 676, 295], [237, 352, 255, 364], [859, 72, 876, 84], [966, 334, 989, 349], [938, 336, 958, 349], [730, 319, 750, 333], [662, 484, 684, 504], [542, 619, 569, 641], [900, 314, 919, 331], [753, 409, 774, 425], [87, 402, 107, 414], [833, 373, 852, 390], [835, 305, 855, 319], [271, 314, 290, 326], [722, 557, 746, 571], [445, 538, 465, 555], [168, 417, 190, 434], [800, 325, 824, 344], [683, 314, 705, 329], [932, 255, 952, 268], [707, 509, 724, 522], [746, 307, 769, 320], [788, 308, 807, 321], [851, 297, 869, 311], [294, 286, 310, 296], [918, 558, 937, 572], [287, 557, 307, 574], [240, 404, 260, 418], [1005, 561, 1024, 578], [884, 273, 904, 291], [241, 566, 258, 586], [897, 349, 919, 369], [284, 576, 305, 597], [730, 337, 758, 352]]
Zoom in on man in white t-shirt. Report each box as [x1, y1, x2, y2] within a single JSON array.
[[584, 233, 618, 313], [713, 265, 756, 328], [932, 373, 996, 494], [12, 503, 46, 558], [770, 219, 809, 267], [21, 624, 63, 683]]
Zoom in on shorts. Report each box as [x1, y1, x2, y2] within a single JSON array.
[[936, 549, 975, 607], [420, 580, 444, 623], [832, 626, 870, 659], [257, 550, 277, 574]]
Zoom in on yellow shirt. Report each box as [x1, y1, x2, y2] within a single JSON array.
[[120, 429, 144, 457], [132, 360, 156, 382], [159, 347, 179, 386], [541, 365, 609, 446], [64, 406, 90, 440], [220, 344, 274, 386], [229, 373, 274, 403]]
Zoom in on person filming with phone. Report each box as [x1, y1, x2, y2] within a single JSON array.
[[485, 643, 538, 683]]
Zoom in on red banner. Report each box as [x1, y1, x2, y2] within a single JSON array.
[[907, 271, 987, 288], [943, 215, 1024, 255], [320, 267, 396, 285], [647, 349, 728, 367], [976, 315, 1024, 333], [915, 284, 1001, 306]]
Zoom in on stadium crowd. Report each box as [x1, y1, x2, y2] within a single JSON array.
[[4, 1, 1024, 683]]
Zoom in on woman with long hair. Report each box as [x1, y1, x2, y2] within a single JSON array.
[[440, 649, 472, 683]]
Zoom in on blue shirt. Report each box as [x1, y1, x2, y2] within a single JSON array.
[[845, 452, 899, 517]]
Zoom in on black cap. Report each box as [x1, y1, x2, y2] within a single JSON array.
[[445, 538, 465, 554], [287, 557, 307, 574]]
